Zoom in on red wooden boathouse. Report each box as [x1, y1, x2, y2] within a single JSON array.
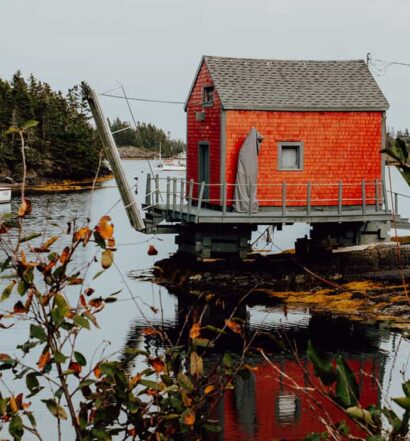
[[185, 56, 389, 210]]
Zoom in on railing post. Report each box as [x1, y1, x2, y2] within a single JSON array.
[[362, 179, 366, 214], [172, 177, 177, 217], [395, 192, 399, 213], [338, 181, 343, 215], [382, 178, 389, 213], [249, 183, 254, 215], [179, 178, 184, 219], [187, 179, 194, 216], [155, 174, 160, 205], [375, 178, 379, 212], [145, 173, 152, 207], [307, 182, 311, 216], [166, 176, 170, 211], [222, 182, 227, 216], [197, 182, 205, 219], [282, 182, 287, 216]]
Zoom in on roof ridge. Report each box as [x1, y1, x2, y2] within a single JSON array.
[[204, 55, 365, 63]]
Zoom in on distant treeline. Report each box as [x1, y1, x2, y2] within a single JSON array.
[[0, 72, 185, 184], [0, 72, 107, 182], [109, 117, 185, 157]]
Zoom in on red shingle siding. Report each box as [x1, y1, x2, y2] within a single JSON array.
[[186, 62, 221, 202], [225, 110, 383, 207]]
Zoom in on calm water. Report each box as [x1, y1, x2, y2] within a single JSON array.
[[0, 161, 409, 440]]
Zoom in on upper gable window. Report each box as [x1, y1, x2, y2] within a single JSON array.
[[278, 142, 304, 170], [202, 85, 214, 106]]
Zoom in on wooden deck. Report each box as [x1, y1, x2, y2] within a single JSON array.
[[143, 174, 410, 230], [151, 204, 396, 225]]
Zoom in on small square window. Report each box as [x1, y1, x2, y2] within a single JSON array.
[[203, 85, 214, 106], [278, 142, 304, 170]]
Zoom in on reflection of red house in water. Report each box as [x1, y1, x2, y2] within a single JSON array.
[[222, 356, 381, 440]]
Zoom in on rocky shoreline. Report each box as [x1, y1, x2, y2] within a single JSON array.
[[118, 146, 157, 160], [149, 244, 410, 328], [4, 175, 113, 194]]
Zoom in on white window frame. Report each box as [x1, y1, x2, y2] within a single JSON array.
[[278, 141, 304, 171], [202, 85, 215, 107]]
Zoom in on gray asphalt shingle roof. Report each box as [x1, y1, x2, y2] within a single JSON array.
[[189, 56, 389, 111]]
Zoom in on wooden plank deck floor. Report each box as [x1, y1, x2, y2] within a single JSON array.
[[151, 204, 408, 226]]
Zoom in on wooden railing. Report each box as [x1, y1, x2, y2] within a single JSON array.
[[144, 175, 390, 218]]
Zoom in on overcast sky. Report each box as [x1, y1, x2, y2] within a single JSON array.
[[2, 0, 410, 139]]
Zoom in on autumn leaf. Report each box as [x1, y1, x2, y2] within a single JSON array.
[[182, 409, 196, 426], [129, 373, 142, 389], [17, 198, 32, 217], [68, 277, 83, 285], [141, 327, 159, 336], [59, 247, 70, 265], [204, 385, 215, 394], [149, 358, 165, 373], [0, 353, 12, 362], [84, 288, 95, 297], [37, 350, 51, 371], [147, 245, 158, 256], [181, 390, 193, 407], [88, 298, 104, 309], [79, 295, 87, 308], [15, 394, 24, 411], [93, 364, 102, 378], [9, 396, 19, 414], [190, 351, 203, 377], [74, 227, 92, 245], [244, 364, 259, 372], [24, 290, 34, 311], [68, 361, 82, 377], [34, 236, 60, 253], [225, 319, 242, 334], [97, 216, 114, 240], [13, 301, 26, 314], [101, 249, 113, 269], [189, 322, 201, 339], [19, 250, 37, 270], [45, 260, 58, 275]]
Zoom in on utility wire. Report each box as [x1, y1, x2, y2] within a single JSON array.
[[113, 80, 157, 180], [368, 53, 410, 77], [100, 93, 184, 105]]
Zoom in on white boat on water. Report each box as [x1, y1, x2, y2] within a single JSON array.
[[156, 157, 186, 172], [154, 144, 186, 172], [0, 187, 11, 204]]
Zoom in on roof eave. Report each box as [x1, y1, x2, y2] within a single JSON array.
[[221, 105, 389, 112]]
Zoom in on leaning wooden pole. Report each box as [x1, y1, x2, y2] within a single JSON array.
[[86, 87, 145, 231]]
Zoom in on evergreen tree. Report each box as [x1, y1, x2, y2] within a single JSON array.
[[0, 73, 106, 182], [109, 118, 185, 157]]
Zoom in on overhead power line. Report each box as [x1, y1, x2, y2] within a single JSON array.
[[100, 92, 184, 105], [367, 53, 410, 77]]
